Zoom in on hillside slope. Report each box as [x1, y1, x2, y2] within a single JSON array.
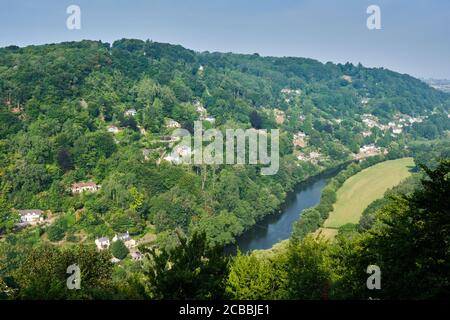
[[0, 39, 449, 247]]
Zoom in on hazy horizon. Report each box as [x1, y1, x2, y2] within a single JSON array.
[[1, 0, 450, 79]]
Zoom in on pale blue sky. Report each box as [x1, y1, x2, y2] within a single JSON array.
[[1, 0, 449, 79]]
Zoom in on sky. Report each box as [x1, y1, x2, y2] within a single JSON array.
[[1, 0, 449, 79]]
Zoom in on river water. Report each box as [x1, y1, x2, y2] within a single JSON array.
[[224, 171, 336, 255]]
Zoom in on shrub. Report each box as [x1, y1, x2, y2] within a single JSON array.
[[111, 240, 129, 260], [47, 221, 67, 242], [292, 208, 321, 241]]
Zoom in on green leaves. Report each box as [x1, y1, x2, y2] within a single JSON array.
[[111, 240, 129, 260], [142, 231, 229, 300], [11, 244, 114, 299], [0, 111, 21, 139]]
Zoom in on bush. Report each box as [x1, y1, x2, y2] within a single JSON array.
[[111, 240, 129, 260], [292, 208, 321, 241], [66, 233, 80, 242], [47, 221, 67, 242], [337, 223, 358, 237]]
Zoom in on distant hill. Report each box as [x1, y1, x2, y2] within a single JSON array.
[[422, 78, 450, 93], [0, 39, 449, 246]]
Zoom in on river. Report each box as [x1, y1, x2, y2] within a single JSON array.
[[224, 168, 342, 255]]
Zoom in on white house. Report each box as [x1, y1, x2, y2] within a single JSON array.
[[361, 97, 370, 105], [18, 209, 44, 225], [194, 101, 207, 115], [281, 88, 301, 95], [166, 119, 181, 129], [71, 182, 100, 195], [95, 237, 110, 250], [164, 145, 192, 164], [112, 231, 136, 248], [124, 108, 137, 117], [107, 125, 121, 134], [203, 116, 216, 123], [354, 144, 387, 160]]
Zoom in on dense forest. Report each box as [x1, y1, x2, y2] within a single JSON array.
[[1, 158, 448, 299], [0, 39, 449, 299]]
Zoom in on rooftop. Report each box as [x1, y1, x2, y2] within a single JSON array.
[[18, 209, 43, 216]]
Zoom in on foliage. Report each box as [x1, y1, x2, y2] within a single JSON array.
[[110, 240, 129, 260], [47, 218, 67, 242], [0, 39, 449, 299], [226, 251, 287, 299], [10, 244, 115, 299], [142, 231, 229, 299]]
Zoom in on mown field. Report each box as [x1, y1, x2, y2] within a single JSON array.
[[323, 157, 415, 229]]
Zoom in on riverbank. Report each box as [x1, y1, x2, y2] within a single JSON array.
[[323, 157, 415, 229], [249, 156, 413, 256], [225, 161, 351, 254]]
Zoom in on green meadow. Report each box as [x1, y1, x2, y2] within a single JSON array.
[[324, 157, 415, 229]]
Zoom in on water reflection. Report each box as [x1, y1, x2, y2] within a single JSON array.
[[224, 167, 344, 255]]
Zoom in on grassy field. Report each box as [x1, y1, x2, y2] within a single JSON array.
[[323, 157, 415, 230], [314, 227, 339, 239]]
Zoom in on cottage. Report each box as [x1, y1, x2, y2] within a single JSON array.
[[112, 231, 136, 248], [362, 131, 372, 137], [194, 101, 207, 116], [293, 131, 307, 148], [342, 75, 353, 83], [164, 145, 192, 164], [107, 125, 122, 134], [110, 257, 121, 264], [361, 114, 387, 130], [361, 97, 370, 105], [354, 144, 387, 160], [166, 119, 181, 129], [203, 116, 216, 124], [124, 108, 137, 117], [71, 182, 100, 194], [131, 251, 144, 261], [281, 88, 301, 95], [296, 151, 323, 164], [273, 109, 285, 125], [95, 237, 110, 250], [362, 116, 377, 128], [18, 209, 44, 225]]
